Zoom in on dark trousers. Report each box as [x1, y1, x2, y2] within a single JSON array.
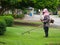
[[44, 27, 49, 37]]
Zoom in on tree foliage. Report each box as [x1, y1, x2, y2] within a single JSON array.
[[0, 0, 59, 14], [0, 0, 21, 14]]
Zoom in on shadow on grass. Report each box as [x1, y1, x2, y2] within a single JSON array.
[[0, 41, 6, 44]]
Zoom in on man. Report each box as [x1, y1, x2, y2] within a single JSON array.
[[41, 8, 50, 37]]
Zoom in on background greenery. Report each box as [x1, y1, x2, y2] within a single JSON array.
[[0, 19, 6, 35], [0, 0, 59, 15], [0, 16, 14, 35]]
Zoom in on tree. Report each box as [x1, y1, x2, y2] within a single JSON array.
[[20, 0, 59, 11], [0, 0, 59, 15], [0, 0, 21, 15]]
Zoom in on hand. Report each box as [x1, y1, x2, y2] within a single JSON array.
[[40, 19, 43, 22]]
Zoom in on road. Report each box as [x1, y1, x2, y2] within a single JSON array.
[[23, 14, 60, 26]]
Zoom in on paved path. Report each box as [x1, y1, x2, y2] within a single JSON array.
[[23, 14, 40, 21], [23, 14, 60, 26]]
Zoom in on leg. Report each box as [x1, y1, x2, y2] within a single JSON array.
[[46, 27, 48, 37], [44, 27, 49, 37]]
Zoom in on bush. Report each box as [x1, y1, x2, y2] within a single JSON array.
[[3, 14, 25, 19], [23, 10, 27, 14], [13, 14, 24, 19], [17, 14, 24, 19], [3, 14, 13, 16], [3, 16, 14, 27], [59, 15, 60, 17], [0, 19, 6, 35]]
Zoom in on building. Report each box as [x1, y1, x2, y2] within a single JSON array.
[[58, 6, 60, 15]]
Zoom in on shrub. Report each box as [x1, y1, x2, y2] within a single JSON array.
[[0, 19, 6, 35], [11, 14, 24, 19], [16, 14, 24, 19], [3, 16, 14, 27], [20, 14, 24, 19], [23, 10, 27, 14], [59, 15, 60, 17], [3, 14, 13, 16], [12, 15, 17, 18]]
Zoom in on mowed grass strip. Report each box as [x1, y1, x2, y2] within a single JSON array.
[[0, 25, 60, 45]]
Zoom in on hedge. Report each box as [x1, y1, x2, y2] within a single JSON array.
[[0, 19, 6, 35], [3, 16, 14, 27], [13, 14, 24, 19], [0, 16, 14, 35]]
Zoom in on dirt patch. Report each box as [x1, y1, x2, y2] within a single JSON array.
[[14, 21, 41, 26]]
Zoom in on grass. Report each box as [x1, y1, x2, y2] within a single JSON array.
[[0, 25, 60, 45]]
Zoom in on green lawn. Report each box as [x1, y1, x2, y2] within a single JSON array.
[[0, 25, 60, 45]]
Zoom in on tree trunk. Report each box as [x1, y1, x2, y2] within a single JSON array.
[[0, 7, 9, 15], [0, 8, 4, 15]]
